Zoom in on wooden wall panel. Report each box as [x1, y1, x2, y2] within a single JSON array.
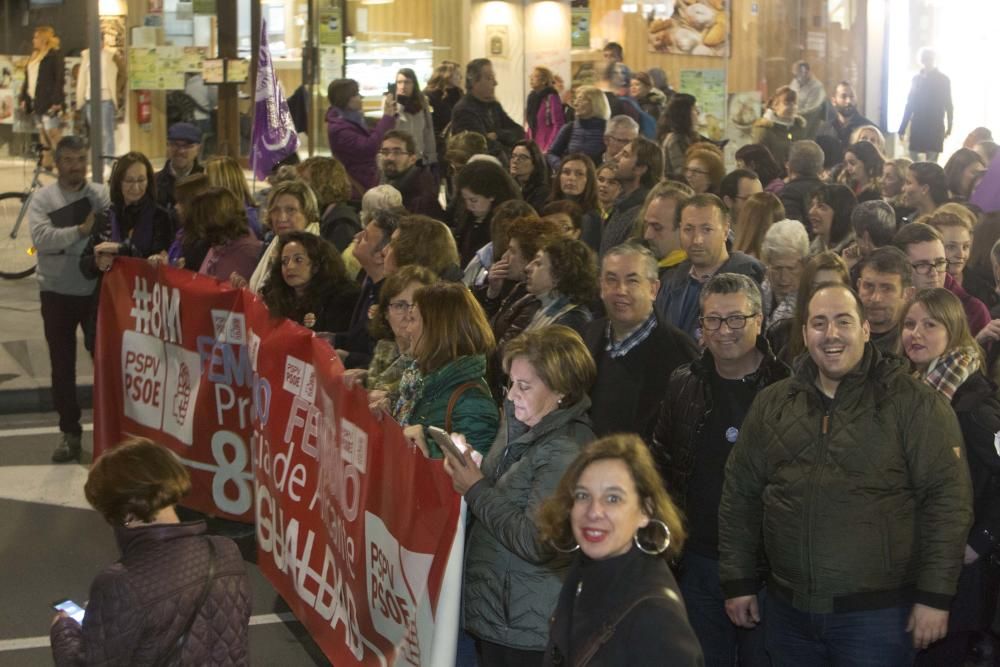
[[352, 1, 434, 41]]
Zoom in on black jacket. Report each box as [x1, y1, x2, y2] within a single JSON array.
[[19, 50, 64, 114], [450, 94, 525, 159], [319, 202, 361, 252], [543, 547, 704, 667], [951, 372, 1000, 557], [779, 176, 823, 224], [898, 69, 953, 154], [386, 165, 445, 219], [333, 274, 382, 370], [651, 337, 789, 513], [584, 314, 699, 442], [155, 161, 204, 209]]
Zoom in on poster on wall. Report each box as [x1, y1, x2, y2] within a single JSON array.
[[571, 9, 591, 49], [680, 68, 727, 142], [647, 1, 730, 57], [486, 25, 509, 60], [0, 56, 15, 126], [319, 7, 343, 46], [724, 91, 762, 167]]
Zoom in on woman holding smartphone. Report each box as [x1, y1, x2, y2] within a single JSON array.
[[442, 326, 597, 666]]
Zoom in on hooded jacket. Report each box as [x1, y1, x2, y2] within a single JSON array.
[[463, 398, 595, 649], [719, 344, 973, 613], [751, 112, 808, 172]]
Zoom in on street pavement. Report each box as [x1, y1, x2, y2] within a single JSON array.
[[0, 158, 331, 665]]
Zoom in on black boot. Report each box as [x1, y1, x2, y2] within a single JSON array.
[[51, 432, 82, 463]]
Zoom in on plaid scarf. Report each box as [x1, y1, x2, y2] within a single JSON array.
[[392, 357, 423, 425], [920, 345, 979, 401]]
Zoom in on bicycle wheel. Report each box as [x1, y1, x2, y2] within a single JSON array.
[[0, 191, 36, 280]]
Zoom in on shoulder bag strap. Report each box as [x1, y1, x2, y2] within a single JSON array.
[[574, 593, 662, 666], [444, 381, 488, 433], [153, 537, 218, 667]]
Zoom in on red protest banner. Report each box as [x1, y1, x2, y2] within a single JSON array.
[[94, 259, 464, 665]]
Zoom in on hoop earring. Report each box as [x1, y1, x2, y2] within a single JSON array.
[[550, 538, 580, 554], [634, 519, 671, 555]]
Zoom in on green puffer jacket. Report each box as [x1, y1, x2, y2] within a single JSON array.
[[409, 354, 499, 457], [719, 344, 973, 613], [463, 397, 595, 650]]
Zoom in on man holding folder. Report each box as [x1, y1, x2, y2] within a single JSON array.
[[28, 136, 110, 462]]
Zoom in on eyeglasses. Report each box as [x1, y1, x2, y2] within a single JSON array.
[[378, 148, 411, 157], [605, 135, 631, 144], [388, 300, 415, 313], [910, 259, 948, 275], [699, 313, 758, 331], [684, 167, 710, 177], [768, 265, 801, 278], [168, 141, 197, 151], [510, 153, 532, 162]]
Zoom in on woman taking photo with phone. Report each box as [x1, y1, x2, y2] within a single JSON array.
[[442, 326, 597, 666], [50, 437, 251, 665]]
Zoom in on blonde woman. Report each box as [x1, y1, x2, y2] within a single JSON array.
[[204, 156, 261, 237], [19, 26, 63, 169], [546, 85, 611, 169]]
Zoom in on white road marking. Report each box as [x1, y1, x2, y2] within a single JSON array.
[[0, 612, 300, 652], [0, 424, 93, 438]]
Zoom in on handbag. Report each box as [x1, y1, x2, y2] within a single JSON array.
[[153, 536, 218, 667]]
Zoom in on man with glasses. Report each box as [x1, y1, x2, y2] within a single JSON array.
[[155, 122, 203, 209], [652, 273, 787, 667], [894, 222, 989, 334], [377, 130, 443, 218], [657, 194, 764, 341], [601, 115, 639, 164], [583, 242, 697, 442]]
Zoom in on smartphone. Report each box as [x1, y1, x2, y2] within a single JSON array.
[[427, 426, 468, 467], [52, 599, 86, 624], [387, 82, 396, 96]]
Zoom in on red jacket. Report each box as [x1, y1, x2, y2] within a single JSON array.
[[51, 521, 251, 666], [946, 272, 991, 336]]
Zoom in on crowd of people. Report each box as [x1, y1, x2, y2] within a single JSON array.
[[28, 47, 1000, 666]]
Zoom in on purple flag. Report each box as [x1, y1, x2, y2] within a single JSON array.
[[970, 155, 1000, 214], [250, 18, 299, 180]]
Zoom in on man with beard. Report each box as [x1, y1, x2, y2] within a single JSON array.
[[817, 82, 878, 154], [377, 130, 444, 218], [28, 136, 111, 462], [652, 273, 787, 666], [599, 136, 662, 256], [856, 247, 913, 357], [584, 242, 697, 441], [657, 194, 764, 341], [720, 283, 972, 664]]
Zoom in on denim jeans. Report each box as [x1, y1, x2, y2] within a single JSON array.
[[84, 100, 116, 164], [909, 150, 939, 163], [765, 591, 915, 666], [677, 551, 769, 667]]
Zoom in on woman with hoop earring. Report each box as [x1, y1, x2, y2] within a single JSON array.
[[441, 326, 596, 667], [537, 434, 703, 666]]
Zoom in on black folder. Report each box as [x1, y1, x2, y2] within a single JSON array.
[[48, 197, 93, 229]]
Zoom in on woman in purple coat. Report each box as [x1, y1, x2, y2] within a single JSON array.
[[325, 78, 396, 199]]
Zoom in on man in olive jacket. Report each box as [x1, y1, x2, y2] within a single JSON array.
[[719, 284, 972, 665]]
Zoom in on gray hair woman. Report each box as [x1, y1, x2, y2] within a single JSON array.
[[442, 326, 597, 665], [760, 219, 809, 330]]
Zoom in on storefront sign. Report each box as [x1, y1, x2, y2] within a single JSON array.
[[93, 259, 464, 665]]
